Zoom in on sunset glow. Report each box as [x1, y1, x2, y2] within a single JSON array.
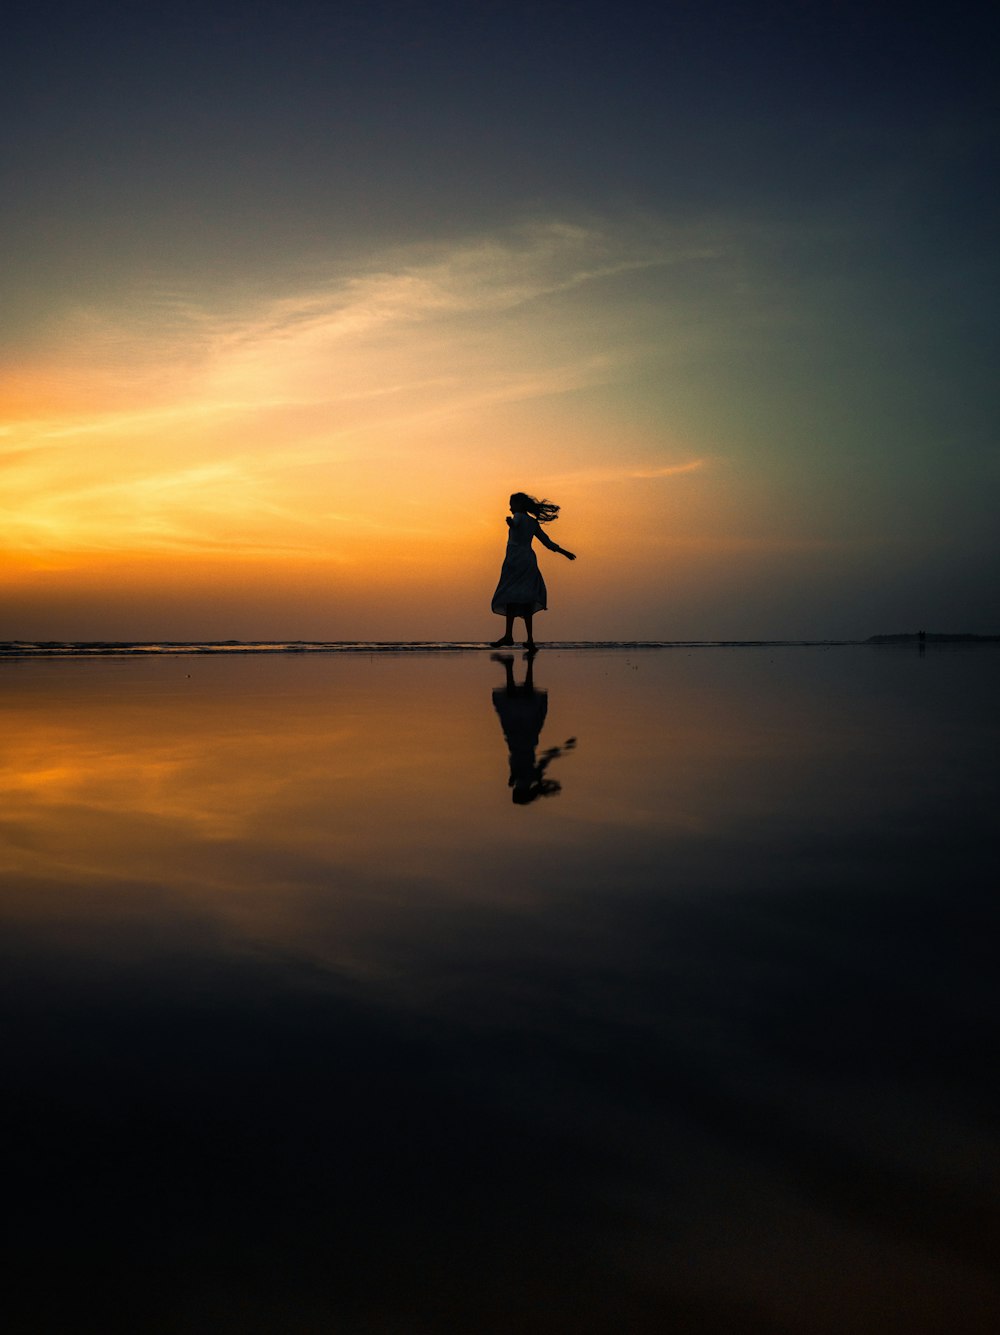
[[3, 8, 998, 1330], [3, 222, 731, 638], [4, 2, 996, 640]]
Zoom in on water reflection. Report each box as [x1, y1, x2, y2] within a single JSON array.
[[1, 648, 999, 1333], [491, 651, 576, 803]]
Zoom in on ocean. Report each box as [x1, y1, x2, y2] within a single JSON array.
[[2, 643, 997, 1332]]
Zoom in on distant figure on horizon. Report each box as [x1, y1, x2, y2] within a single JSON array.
[[490, 492, 575, 651]]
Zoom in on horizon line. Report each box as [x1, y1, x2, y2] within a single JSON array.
[[3, 633, 997, 658]]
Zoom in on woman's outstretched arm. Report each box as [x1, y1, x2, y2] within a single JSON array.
[[535, 523, 576, 559]]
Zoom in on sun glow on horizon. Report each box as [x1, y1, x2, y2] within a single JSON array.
[[4, 215, 924, 642], [3, 219, 737, 638]]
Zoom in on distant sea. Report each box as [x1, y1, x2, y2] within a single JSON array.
[[1, 634, 994, 656], [3, 635, 998, 1332]]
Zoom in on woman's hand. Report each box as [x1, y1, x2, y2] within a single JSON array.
[[563, 549, 576, 560]]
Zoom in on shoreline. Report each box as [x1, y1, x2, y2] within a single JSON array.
[[2, 634, 997, 658]]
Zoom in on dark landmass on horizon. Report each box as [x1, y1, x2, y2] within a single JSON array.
[[865, 632, 1000, 644]]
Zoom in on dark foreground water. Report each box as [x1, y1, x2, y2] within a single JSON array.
[[2, 646, 998, 1334]]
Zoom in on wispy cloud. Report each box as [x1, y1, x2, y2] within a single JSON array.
[[554, 460, 708, 486], [2, 219, 726, 560]]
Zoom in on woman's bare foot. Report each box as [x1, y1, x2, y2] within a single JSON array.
[[490, 637, 515, 648]]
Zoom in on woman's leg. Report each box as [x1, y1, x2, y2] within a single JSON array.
[[522, 610, 535, 649], [490, 608, 517, 647]]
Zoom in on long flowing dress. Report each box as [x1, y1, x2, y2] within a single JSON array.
[[491, 512, 558, 615]]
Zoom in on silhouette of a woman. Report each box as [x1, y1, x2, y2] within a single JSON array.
[[490, 492, 575, 651]]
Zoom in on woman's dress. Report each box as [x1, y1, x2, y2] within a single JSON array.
[[491, 512, 549, 614]]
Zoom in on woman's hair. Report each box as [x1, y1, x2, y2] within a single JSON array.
[[510, 492, 560, 524]]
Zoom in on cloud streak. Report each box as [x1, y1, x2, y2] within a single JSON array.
[[554, 460, 708, 486], [2, 219, 722, 561]]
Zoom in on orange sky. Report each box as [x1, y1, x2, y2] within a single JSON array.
[[4, 2, 998, 643], [3, 218, 992, 640], [2, 223, 725, 639]]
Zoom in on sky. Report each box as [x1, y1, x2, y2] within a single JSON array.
[[3, 0, 998, 641]]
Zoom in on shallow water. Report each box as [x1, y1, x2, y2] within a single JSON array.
[[2, 646, 998, 1334]]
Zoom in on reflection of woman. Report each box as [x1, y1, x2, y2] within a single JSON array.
[[490, 492, 576, 651], [492, 653, 576, 805]]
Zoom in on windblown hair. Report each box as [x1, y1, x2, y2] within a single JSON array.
[[511, 492, 560, 524]]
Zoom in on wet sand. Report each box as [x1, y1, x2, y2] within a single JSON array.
[[2, 646, 998, 1333]]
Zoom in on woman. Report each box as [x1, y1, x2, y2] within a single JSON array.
[[490, 492, 575, 651]]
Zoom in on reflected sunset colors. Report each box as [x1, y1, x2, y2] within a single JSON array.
[[7, 647, 980, 950], [3, 648, 998, 1332]]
